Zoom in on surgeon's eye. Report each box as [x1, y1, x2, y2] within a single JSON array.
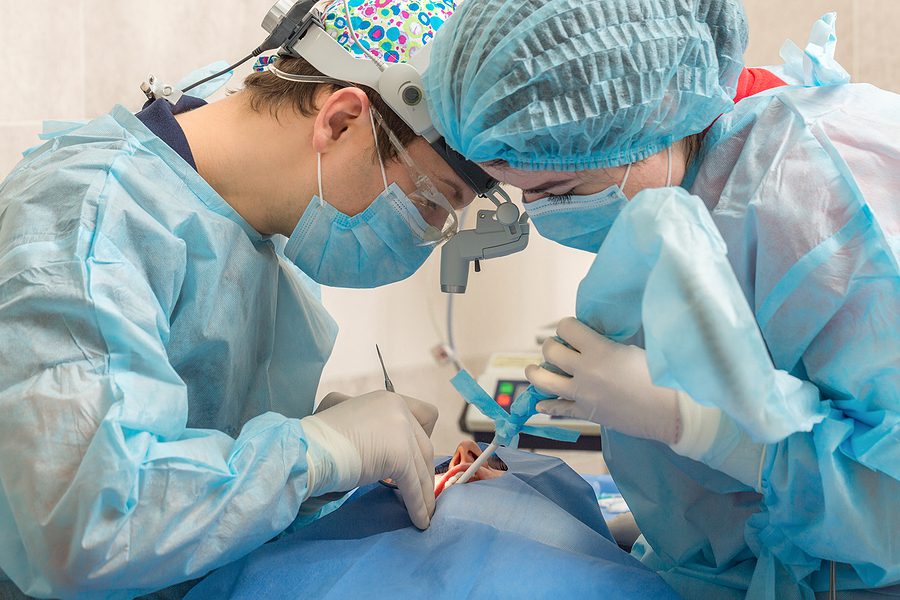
[[545, 194, 573, 204]]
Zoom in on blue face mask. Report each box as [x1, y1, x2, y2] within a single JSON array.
[[524, 147, 673, 253], [284, 177, 434, 289], [284, 112, 435, 288], [524, 164, 632, 253]]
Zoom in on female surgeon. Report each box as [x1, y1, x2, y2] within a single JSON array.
[[424, 0, 899, 598], [0, 1, 471, 597]]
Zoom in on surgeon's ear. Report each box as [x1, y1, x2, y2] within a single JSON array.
[[312, 87, 371, 153]]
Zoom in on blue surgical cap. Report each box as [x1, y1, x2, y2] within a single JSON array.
[[424, 0, 748, 171]]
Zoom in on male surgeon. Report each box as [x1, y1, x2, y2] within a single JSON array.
[[0, 1, 472, 597]]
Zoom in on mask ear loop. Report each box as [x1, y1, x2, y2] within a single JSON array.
[[618, 145, 672, 200], [666, 145, 673, 187], [316, 152, 325, 206], [619, 163, 633, 198], [368, 109, 389, 192]]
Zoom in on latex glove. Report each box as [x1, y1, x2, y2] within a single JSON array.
[[526, 317, 686, 445], [301, 391, 437, 528], [315, 392, 351, 413], [315, 391, 438, 436], [670, 400, 767, 490]]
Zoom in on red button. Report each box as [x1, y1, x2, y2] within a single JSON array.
[[497, 394, 511, 407]]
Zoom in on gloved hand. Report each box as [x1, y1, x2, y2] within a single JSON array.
[[315, 391, 438, 436], [526, 317, 686, 445], [301, 391, 438, 529]]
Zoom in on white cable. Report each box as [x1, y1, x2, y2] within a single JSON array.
[[266, 63, 348, 87], [343, 0, 386, 71], [424, 283, 445, 342], [756, 445, 767, 492], [422, 205, 469, 373], [446, 292, 457, 353], [367, 109, 388, 189], [444, 205, 471, 373], [422, 248, 463, 370]]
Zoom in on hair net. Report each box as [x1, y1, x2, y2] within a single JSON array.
[[424, 0, 749, 171]]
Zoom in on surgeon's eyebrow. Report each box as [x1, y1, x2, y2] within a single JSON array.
[[521, 177, 576, 195], [436, 175, 465, 208]]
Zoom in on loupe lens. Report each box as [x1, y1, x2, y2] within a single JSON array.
[[407, 189, 458, 246]]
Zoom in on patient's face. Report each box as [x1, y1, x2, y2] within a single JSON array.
[[435, 441, 507, 495], [449, 440, 507, 474]]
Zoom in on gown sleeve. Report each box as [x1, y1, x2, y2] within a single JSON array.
[[0, 233, 321, 597]]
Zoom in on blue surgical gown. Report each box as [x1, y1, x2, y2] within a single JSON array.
[[0, 105, 339, 598], [592, 83, 900, 599]]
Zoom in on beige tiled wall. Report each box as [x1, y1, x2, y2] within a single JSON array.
[[80, 0, 275, 116], [743, 0, 855, 70], [854, 0, 900, 91], [741, 0, 899, 92], [0, 0, 274, 178], [1, 0, 898, 177]]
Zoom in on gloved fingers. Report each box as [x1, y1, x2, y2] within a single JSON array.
[[399, 394, 439, 437], [392, 397, 434, 520], [536, 398, 580, 419], [394, 462, 431, 529], [315, 392, 352, 414], [411, 420, 436, 517], [541, 336, 580, 374], [525, 363, 573, 399], [556, 316, 608, 353], [394, 432, 434, 529]]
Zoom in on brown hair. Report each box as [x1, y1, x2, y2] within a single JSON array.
[[242, 56, 417, 161], [682, 133, 703, 169]]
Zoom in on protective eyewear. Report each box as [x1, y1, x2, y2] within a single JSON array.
[[266, 63, 459, 246]]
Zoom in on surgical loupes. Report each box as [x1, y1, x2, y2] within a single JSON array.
[[439, 187, 530, 294]]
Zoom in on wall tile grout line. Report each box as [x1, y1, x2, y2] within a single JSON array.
[[852, 0, 860, 80], [80, 0, 86, 119]]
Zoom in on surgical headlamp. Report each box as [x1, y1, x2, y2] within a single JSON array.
[[143, 0, 529, 293], [261, 1, 497, 197]]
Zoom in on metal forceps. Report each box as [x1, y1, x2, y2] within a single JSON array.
[[376, 344, 394, 393]]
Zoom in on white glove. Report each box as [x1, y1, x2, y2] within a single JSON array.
[[529, 319, 766, 486], [301, 391, 437, 529], [527, 317, 687, 445], [315, 391, 438, 437]]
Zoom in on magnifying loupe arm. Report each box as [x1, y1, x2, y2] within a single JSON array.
[[440, 204, 530, 294]]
